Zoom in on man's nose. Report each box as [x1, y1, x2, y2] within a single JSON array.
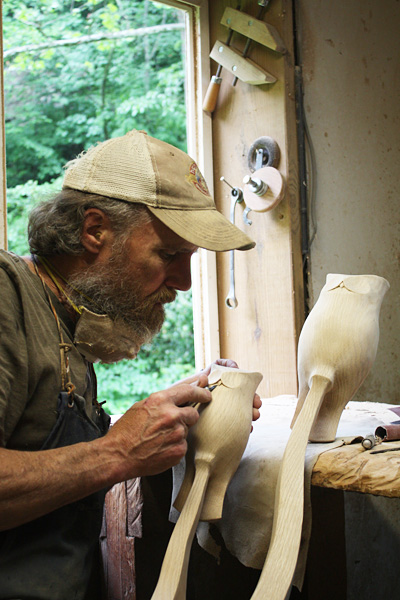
[[165, 254, 192, 291]]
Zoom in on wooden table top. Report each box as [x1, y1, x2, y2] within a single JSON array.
[[312, 439, 400, 498], [258, 395, 400, 499]]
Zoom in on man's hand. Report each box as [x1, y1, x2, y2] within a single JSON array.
[[0, 376, 211, 531], [201, 358, 239, 374], [203, 360, 262, 424], [0, 366, 260, 530], [103, 375, 211, 479], [173, 358, 262, 425]]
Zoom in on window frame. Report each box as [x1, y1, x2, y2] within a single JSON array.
[[164, 0, 220, 370], [0, 3, 6, 250], [0, 0, 219, 369]]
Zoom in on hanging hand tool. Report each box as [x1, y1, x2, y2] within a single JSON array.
[[205, 0, 285, 111], [220, 177, 244, 309], [202, 3, 241, 113], [232, 0, 271, 87]]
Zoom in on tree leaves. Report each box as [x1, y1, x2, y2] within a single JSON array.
[[5, 0, 195, 414], [4, 0, 186, 186], [96, 291, 196, 413]]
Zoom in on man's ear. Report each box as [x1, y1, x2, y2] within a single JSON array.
[[81, 208, 113, 255]]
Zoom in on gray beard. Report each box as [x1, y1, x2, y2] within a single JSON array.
[[67, 242, 176, 348]]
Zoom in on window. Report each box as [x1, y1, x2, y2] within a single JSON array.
[[1, 0, 214, 413]]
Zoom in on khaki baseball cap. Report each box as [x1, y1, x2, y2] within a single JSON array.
[[62, 130, 255, 252]]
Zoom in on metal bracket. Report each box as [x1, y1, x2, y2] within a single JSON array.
[[248, 136, 280, 172]]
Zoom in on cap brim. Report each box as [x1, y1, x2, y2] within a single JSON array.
[[147, 206, 255, 251]]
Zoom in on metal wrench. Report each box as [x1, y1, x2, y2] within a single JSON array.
[[225, 189, 243, 309], [226, 244, 238, 309], [220, 177, 245, 309]]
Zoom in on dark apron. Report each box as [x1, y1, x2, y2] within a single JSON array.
[[0, 391, 110, 600]]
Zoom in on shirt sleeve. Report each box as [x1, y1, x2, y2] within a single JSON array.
[[0, 265, 29, 447]]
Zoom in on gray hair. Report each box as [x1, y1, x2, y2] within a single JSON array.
[[28, 189, 152, 256]]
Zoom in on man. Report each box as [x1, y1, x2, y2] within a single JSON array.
[[0, 129, 260, 599]]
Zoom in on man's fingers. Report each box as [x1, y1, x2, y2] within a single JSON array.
[[172, 382, 212, 407], [191, 373, 209, 389], [179, 405, 201, 428], [216, 358, 239, 369], [201, 358, 238, 376], [253, 394, 262, 410]]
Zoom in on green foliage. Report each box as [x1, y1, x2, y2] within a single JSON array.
[[5, 0, 196, 415], [6, 178, 63, 255], [96, 291, 195, 415], [3, 0, 187, 187]]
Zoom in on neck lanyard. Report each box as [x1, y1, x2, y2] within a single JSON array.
[[33, 256, 76, 396]]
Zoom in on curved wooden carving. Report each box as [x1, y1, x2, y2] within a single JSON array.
[[151, 366, 263, 600], [250, 274, 389, 600]]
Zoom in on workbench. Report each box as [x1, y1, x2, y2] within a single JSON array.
[[312, 431, 400, 497], [254, 397, 400, 599], [101, 398, 400, 599], [265, 396, 400, 498]]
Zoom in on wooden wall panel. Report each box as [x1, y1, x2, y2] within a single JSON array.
[[206, 0, 303, 397]]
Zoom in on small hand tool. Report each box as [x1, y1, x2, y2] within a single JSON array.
[[220, 177, 244, 309], [206, 384, 218, 392], [202, 3, 241, 112], [361, 434, 381, 450], [232, 0, 270, 87]]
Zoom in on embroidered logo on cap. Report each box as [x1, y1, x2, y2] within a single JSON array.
[[186, 162, 210, 196]]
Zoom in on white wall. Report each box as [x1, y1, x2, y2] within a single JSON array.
[[297, 0, 400, 404]]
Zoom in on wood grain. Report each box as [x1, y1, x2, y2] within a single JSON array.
[[312, 442, 400, 498], [209, 0, 303, 398], [250, 375, 331, 600], [292, 274, 390, 442], [151, 366, 263, 600], [101, 481, 138, 600], [250, 274, 389, 600]]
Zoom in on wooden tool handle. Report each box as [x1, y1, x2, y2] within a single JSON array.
[[202, 75, 222, 112]]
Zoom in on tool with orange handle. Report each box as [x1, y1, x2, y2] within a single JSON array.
[[202, 3, 241, 113]]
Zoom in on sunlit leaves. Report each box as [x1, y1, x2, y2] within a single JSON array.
[[4, 0, 186, 187], [5, 0, 194, 413]]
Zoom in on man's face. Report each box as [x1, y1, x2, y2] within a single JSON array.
[[68, 217, 198, 348]]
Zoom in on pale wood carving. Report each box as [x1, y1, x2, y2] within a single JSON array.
[[250, 274, 389, 600], [293, 274, 390, 442], [151, 366, 263, 600]]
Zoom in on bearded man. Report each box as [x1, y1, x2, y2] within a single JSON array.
[[0, 130, 259, 599]]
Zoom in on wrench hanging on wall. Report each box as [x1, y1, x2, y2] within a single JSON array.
[[220, 177, 244, 309]]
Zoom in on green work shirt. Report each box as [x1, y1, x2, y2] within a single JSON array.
[[0, 250, 96, 450]]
